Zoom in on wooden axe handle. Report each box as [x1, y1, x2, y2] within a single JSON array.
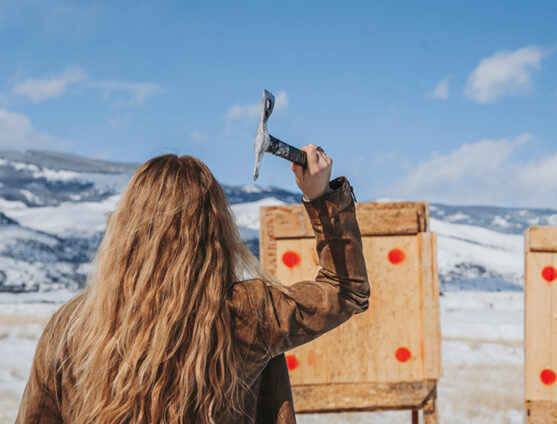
[[268, 135, 308, 168]]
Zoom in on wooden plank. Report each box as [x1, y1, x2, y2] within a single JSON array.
[[261, 200, 441, 413], [275, 238, 329, 386], [277, 236, 425, 385], [292, 380, 437, 413], [270, 206, 314, 239], [359, 236, 424, 383], [525, 250, 555, 401], [261, 201, 429, 240], [325, 301, 371, 384], [526, 400, 557, 423], [419, 233, 442, 380], [525, 228, 531, 403], [528, 226, 557, 253], [259, 206, 277, 276], [553, 256, 557, 404], [356, 202, 429, 234], [423, 386, 439, 424], [412, 410, 419, 424]]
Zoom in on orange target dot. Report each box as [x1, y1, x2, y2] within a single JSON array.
[[540, 369, 556, 385], [286, 355, 300, 371], [282, 251, 300, 268], [395, 347, 412, 363], [388, 248, 405, 264], [541, 266, 557, 283]]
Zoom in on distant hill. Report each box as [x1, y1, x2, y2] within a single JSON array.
[[0, 150, 553, 299]]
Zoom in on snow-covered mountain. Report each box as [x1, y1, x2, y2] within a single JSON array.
[[0, 151, 298, 297], [0, 150, 552, 299]]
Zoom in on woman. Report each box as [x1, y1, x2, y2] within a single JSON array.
[[16, 144, 369, 424]]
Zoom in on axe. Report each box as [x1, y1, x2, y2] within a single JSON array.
[[253, 89, 308, 180]]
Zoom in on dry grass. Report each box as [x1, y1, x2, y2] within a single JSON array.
[[0, 391, 20, 424]]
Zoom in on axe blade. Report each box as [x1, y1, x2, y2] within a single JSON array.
[[253, 89, 308, 180], [253, 90, 275, 181]]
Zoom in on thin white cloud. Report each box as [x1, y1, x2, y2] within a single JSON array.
[[515, 154, 557, 197], [427, 75, 451, 100], [465, 46, 546, 103], [225, 91, 288, 121], [190, 130, 207, 144], [107, 113, 132, 129], [11, 67, 87, 103], [0, 108, 58, 149], [7, 68, 162, 107], [390, 135, 529, 193], [91, 148, 112, 160], [384, 133, 557, 206], [88, 80, 163, 106]]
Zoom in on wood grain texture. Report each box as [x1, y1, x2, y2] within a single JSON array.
[[420, 233, 442, 379], [260, 201, 440, 417], [423, 385, 439, 424], [259, 205, 277, 276], [276, 238, 329, 386], [526, 401, 557, 423], [276, 236, 430, 384], [525, 230, 557, 402], [260, 201, 429, 240], [292, 380, 437, 413], [528, 226, 557, 253]]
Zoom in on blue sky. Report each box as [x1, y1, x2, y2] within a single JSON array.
[[1, 0, 557, 207]]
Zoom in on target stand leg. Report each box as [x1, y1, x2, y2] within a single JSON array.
[[422, 385, 438, 424]]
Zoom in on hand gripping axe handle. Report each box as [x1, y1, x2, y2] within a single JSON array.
[[253, 89, 307, 180]]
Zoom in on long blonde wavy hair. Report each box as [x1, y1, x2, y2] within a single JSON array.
[[53, 154, 267, 423]]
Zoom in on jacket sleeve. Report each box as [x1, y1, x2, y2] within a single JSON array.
[[249, 176, 370, 358], [15, 315, 63, 424]]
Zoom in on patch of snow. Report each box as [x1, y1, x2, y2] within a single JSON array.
[[4, 195, 120, 237], [75, 172, 132, 192], [0, 290, 76, 305], [18, 190, 42, 205], [431, 218, 523, 287], [373, 197, 404, 203], [0, 225, 59, 247], [492, 216, 511, 228], [545, 214, 557, 226], [528, 217, 540, 225], [231, 197, 285, 230], [240, 185, 272, 194], [0, 198, 27, 211], [445, 213, 471, 222], [10, 162, 80, 182]]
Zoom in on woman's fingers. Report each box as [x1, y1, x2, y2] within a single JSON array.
[[294, 144, 331, 177], [316, 149, 332, 170], [308, 145, 322, 169], [292, 143, 333, 201], [290, 162, 304, 178]]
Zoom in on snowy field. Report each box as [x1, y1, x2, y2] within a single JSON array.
[[1, 291, 524, 424], [0, 153, 538, 422]]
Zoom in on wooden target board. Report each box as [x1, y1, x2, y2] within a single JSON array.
[[260, 201, 441, 421], [525, 226, 557, 422]]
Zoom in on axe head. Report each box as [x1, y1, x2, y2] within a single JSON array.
[[253, 89, 275, 181]]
